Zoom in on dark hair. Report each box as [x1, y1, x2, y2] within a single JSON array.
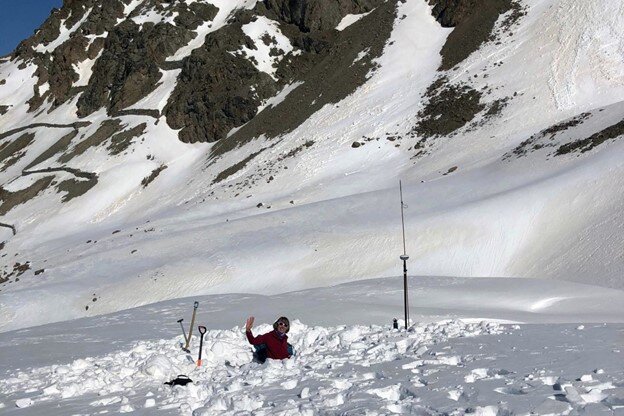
[[273, 316, 290, 333]]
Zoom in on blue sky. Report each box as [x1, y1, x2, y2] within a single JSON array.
[[0, 0, 62, 56]]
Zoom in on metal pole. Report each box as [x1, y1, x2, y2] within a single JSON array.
[[400, 181, 407, 255], [399, 180, 409, 330], [403, 258, 408, 329]]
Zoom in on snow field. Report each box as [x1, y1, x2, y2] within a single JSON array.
[[1, 276, 624, 415]]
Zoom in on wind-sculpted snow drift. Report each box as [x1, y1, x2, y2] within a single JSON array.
[[1, 0, 624, 331]]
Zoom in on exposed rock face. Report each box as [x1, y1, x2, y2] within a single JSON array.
[[0, 177, 54, 216], [58, 119, 124, 163], [7, 0, 388, 144], [0, 133, 35, 172], [555, 118, 624, 156], [173, 1, 219, 29], [413, 80, 485, 138], [428, 0, 513, 70], [56, 173, 98, 202], [506, 113, 591, 159], [211, 0, 395, 154], [29, 35, 90, 111], [263, 0, 380, 32], [165, 0, 386, 144], [76, 21, 165, 117], [164, 20, 278, 143], [12, 0, 218, 115], [13, 0, 126, 111]]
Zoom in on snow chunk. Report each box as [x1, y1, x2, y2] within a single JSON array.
[[15, 398, 33, 408], [140, 355, 176, 380], [281, 379, 298, 389], [0, 319, 510, 414], [367, 384, 401, 401], [474, 406, 500, 416]]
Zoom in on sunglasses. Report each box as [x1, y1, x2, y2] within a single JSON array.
[[277, 322, 289, 327]]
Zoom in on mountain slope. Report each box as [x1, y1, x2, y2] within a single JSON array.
[[1, 0, 624, 331]]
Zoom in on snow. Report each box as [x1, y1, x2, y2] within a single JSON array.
[[34, 8, 92, 54], [167, 0, 261, 61], [131, 10, 178, 26], [72, 52, 101, 87], [256, 81, 303, 113], [37, 82, 49, 95], [0, 60, 39, 128], [546, 0, 624, 110], [236, 16, 295, 80], [123, 0, 143, 17], [1, 277, 624, 415], [336, 12, 373, 31], [127, 68, 182, 111], [2, 0, 624, 332]]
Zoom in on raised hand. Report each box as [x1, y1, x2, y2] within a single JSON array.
[[245, 316, 255, 331]]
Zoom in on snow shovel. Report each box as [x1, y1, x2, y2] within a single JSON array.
[[197, 325, 207, 367], [183, 301, 199, 353], [177, 318, 188, 345]]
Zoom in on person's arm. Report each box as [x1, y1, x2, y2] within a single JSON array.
[[246, 330, 268, 345], [245, 316, 267, 345]]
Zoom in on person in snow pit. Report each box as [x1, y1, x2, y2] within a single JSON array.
[[245, 316, 294, 362]]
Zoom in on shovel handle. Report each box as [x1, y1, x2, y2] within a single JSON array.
[[197, 326, 207, 367]]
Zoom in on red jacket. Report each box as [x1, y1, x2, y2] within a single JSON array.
[[246, 330, 290, 360]]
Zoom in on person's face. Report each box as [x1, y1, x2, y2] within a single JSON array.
[[276, 320, 289, 334]]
